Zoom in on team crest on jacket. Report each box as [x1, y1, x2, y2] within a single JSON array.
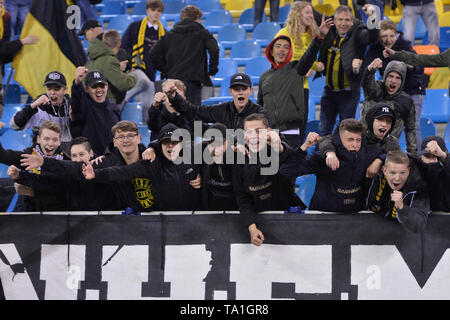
[[132, 178, 154, 208]]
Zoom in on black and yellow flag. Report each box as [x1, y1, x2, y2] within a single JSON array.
[[12, 0, 87, 98]]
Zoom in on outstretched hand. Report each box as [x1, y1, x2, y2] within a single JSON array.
[[20, 149, 44, 170], [383, 47, 396, 58], [82, 160, 96, 180]]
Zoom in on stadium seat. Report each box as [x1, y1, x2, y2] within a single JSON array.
[[0, 163, 8, 178], [4, 84, 21, 104], [239, 8, 266, 32], [0, 128, 33, 151], [422, 89, 450, 123], [230, 40, 261, 67], [106, 15, 134, 34], [121, 103, 143, 126], [308, 76, 325, 105], [217, 24, 246, 50], [218, 42, 225, 58], [296, 174, 316, 208], [125, 0, 142, 8], [204, 9, 233, 34], [398, 131, 407, 152], [138, 126, 151, 146], [278, 5, 290, 25], [413, 45, 440, 76], [197, 0, 221, 18], [131, 1, 146, 15], [445, 124, 450, 151], [0, 104, 23, 126], [420, 117, 437, 139], [225, 0, 253, 18], [440, 11, 450, 27], [245, 56, 271, 85], [384, 1, 402, 23], [252, 22, 281, 48], [100, 0, 126, 22], [397, 16, 427, 40], [212, 58, 238, 87], [163, 0, 186, 21], [423, 27, 450, 51]]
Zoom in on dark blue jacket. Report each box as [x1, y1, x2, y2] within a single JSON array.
[[281, 133, 385, 213]]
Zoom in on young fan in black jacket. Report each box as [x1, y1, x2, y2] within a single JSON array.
[[82, 123, 202, 211]]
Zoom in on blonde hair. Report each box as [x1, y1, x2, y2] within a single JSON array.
[[285, 1, 317, 49]]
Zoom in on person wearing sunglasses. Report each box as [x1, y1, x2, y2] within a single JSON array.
[[71, 67, 121, 155]]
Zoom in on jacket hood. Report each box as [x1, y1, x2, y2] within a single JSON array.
[[171, 20, 205, 34], [364, 103, 396, 139], [383, 60, 407, 97], [265, 35, 293, 70], [87, 38, 116, 60]]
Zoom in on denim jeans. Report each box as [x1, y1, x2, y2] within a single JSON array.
[[319, 88, 360, 137], [402, 2, 440, 46], [254, 0, 280, 26], [5, 0, 31, 38]]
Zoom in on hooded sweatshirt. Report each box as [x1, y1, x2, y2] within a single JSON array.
[[362, 60, 417, 153], [86, 38, 138, 103], [149, 20, 219, 86], [257, 35, 323, 132]]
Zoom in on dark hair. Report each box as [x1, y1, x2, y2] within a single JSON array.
[[39, 120, 61, 136], [244, 113, 270, 128], [111, 120, 138, 136], [385, 150, 410, 166], [339, 118, 366, 134], [146, 0, 164, 11], [70, 136, 92, 153], [180, 5, 202, 21]]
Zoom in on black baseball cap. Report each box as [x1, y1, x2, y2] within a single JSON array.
[[78, 19, 102, 36], [373, 104, 395, 120], [43, 71, 66, 87], [84, 70, 107, 87], [420, 136, 448, 155], [229, 73, 252, 88], [158, 123, 182, 143], [204, 123, 229, 143]]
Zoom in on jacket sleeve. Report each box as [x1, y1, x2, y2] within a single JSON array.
[[10, 104, 38, 130], [362, 68, 383, 99], [101, 57, 137, 92], [16, 170, 61, 192], [0, 39, 23, 58], [205, 30, 219, 76], [0, 142, 23, 167], [120, 23, 134, 55], [232, 165, 257, 227], [404, 100, 417, 154], [70, 81, 88, 122], [295, 37, 322, 76], [147, 105, 163, 132], [93, 160, 154, 182], [149, 37, 167, 73], [396, 189, 430, 233], [392, 49, 450, 68], [169, 92, 224, 124], [42, 158, 85, 181], [317, 134, 336, 158], [279, 149, 321, 177]]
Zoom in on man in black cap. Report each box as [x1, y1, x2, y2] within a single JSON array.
[[78, 19, 103, 43], [419, 136, 449, 212], [70, 66, 121, 155], [10, 70, 73, 151], [164, 73, 270, 131]]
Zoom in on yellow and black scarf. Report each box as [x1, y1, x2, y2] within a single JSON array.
[[0, 5, 5, 40], [132, 17, 165, 70]]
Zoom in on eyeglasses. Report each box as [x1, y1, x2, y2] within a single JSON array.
[[114, 133, 138, 141]]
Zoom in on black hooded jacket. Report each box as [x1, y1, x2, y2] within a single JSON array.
[[149, 19, 219, 86]]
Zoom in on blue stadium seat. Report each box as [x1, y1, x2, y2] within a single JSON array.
[[305, 119, 320, 154], [423, 27, 450, 51], [126, 0, 143, 8], [131, 1, 146, 15], [205, 9, 233, 34], [296, 174, 316, 208], [308, 76, 325, 105], [197, 0, 221, 18], [252, 22, 281, 48], [218, 24, 246, 50], [0, 128, 33, 150], [106, 15, 134, 34], [230, 40, 261, 67], [445, 124, 450, 151], [202, 96, 234, 105], [238, 8, 266, 32], [218, 42, 225, 58], [0, 104, 23, 126], [100, 0, 127, 22], [397, 16, 427, 40], [121, 103, 143, 126], [212, 58, 238, 87], [0, 163, 8, 178], [398, 131, 407, 152], [245, 56, 271, 85], [162, 0, 186, 21], [278, 5, 290, 25], [422, 89, 449, 123], [138, 125, 151, 146], [4, 84, 21, 104], [420, 117, 436, 139]]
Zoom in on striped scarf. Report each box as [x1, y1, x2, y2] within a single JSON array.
[[132, 17, 165, 70]]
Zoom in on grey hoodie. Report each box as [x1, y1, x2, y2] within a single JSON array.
[[361, 60, 417, 154]]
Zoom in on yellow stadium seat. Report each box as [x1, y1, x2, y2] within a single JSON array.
[[440, 11, 450, 27], [413, 45, 440, 76], [384, 2, 403, 23], [434, 0, 444, 17], [225, 0, 253, 18], [312, 0, 340, 11], [314, 3, 335, 16]]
